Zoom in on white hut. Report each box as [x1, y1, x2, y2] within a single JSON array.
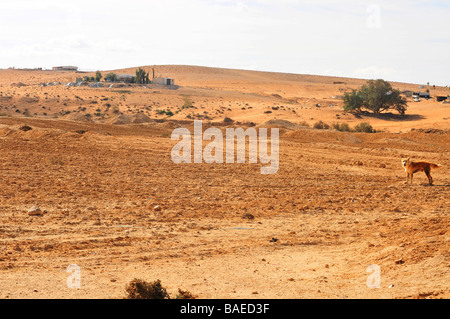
[[152, 77, 175, 85]]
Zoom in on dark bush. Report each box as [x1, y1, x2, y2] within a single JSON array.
[[353, 122, 374, 133], [313, 120, 330, 130], [19, 125, 32, 131], [124, 279, 170, 299]]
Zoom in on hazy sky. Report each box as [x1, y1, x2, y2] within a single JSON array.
[[1, 0, 449, 85]]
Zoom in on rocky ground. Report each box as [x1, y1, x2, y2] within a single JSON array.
[[0, 116, 448, 299]]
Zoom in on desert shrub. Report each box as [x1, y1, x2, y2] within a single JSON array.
[[124, 279, 170, 299], [124, 279, 196, 299], [353, 122, 374, 133], [19, 125, 32, 131], [95, 71, 102, 82], [49, 157, 64, 165], [313, 120, 329, 130], [332, 122, 351, 131], [298, 121, 310, 127], [105, 73, 117, 82], [176, 289, 196, 299], [182, 96, 193, 109]]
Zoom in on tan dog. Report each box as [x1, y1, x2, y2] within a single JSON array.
[[401, 158, 441, 185]]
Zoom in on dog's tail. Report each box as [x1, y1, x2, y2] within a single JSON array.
[[431, 163, 442, 169]]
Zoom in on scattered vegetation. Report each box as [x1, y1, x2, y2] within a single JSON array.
[[313, 120, 330, 130], [49, 157, 64, 165], [332, 122, 351, 132], [176, 289, 196, 299], [353, 122, 375, 133], [105, 73, 117, 82], [125, 279, 170, 299], [182, 96, 194, 109], [124, 279, 195, 299], [298, 121, 310, 127], [156, 109, 174, 117], [95, 71, 102, 82], [313, 121, 376, 133], [111, 105, 120, 114]]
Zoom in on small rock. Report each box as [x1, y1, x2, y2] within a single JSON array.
[[242, 213, 254, 220], [153, 205, 162, 212], [28, 206, 42, 216]]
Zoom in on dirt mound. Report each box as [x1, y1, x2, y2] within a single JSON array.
[[64, 113, 93, 122], [132, 113, 154, 124], [109, 114, 133, 125], [108, 113, 155, 125]]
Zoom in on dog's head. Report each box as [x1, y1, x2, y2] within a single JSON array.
[[401, 158, 410, 167]]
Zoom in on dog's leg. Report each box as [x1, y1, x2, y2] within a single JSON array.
[[425, 168, 433, 185]]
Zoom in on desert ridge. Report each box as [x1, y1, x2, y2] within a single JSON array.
[[1, 65, 449, 133]]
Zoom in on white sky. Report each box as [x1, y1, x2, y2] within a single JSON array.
[[1, 0, 449, 85]]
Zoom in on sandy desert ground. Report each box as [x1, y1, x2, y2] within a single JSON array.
[[0, 65, 448, 299]]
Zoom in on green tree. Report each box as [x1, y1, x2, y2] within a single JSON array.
[[343, 89, 364, 113], [105, 72, 117, 82], [343, 79, 407, 115], [135, 68, 150, 84], [95, 71, 102, 82]]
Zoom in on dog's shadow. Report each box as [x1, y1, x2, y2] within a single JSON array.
[[424, 183, 450, 187]]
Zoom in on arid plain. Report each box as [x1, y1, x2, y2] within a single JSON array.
[[0, 65, 448, 298]]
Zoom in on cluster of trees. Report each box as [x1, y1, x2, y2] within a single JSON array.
[[343, 79, 408, 115], [105, 72, 117, 82], [135, 68, 150, 84], [101, 68, 152, 84]]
